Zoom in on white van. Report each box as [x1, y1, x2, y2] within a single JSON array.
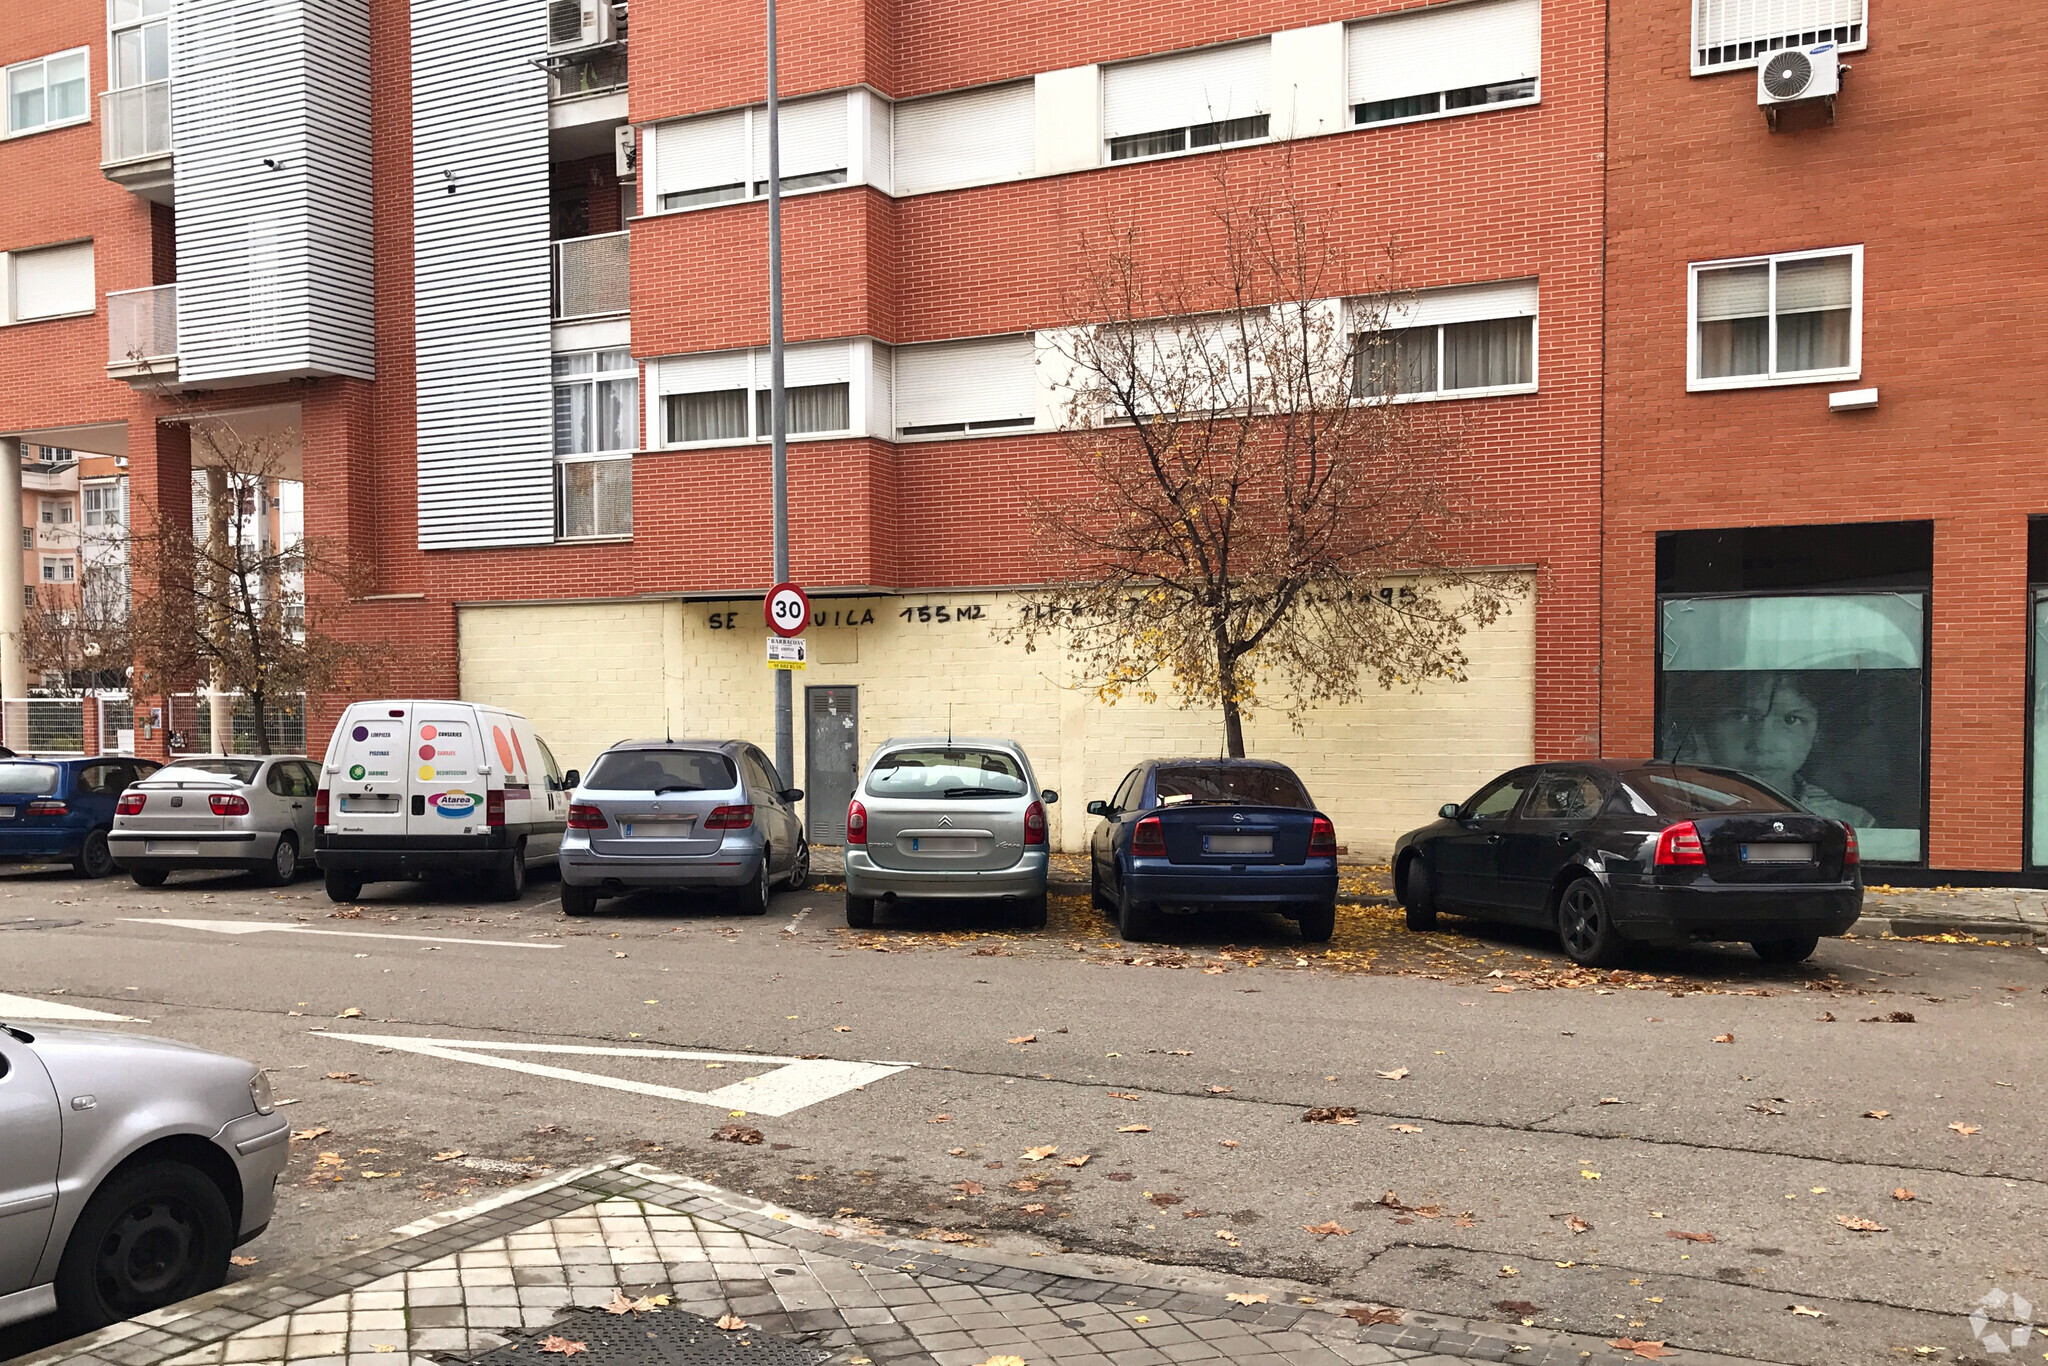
[[313, 700, 574, 902]]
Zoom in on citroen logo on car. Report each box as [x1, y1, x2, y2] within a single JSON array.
[[939, 815, 953, 828]]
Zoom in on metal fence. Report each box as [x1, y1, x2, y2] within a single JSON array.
[[0, 698, 86, 753], [107, 283, 178, 367], [552, 232, 630, 320], [165, 693, 308, 755], [97, 694, 135, 754]]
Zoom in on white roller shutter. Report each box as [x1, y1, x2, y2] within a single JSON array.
[[1346, 0, 1541, 107], [656, 348, 751, 394], [751, 93, 850, 182], [1694, 0, 1865, 71], [893, 81, 1034, 195], [779, 340, 852, 389], [651, 108, 747, 198], [11, 242, 95, 319], [1103, 40, 1269, 138], [894, 334, 1036, 432], [1354, 278, 1538, 331], [1695, 265, 1769, 321]]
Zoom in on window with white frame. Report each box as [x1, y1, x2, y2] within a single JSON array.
[[40, 556, 75, 584], [109, 0, 171, 90], [1103, 41, 1270, 162], [1692, 0, 1865, 74], [1346, 0, 1540, 128], [6, 241, 96, 322], [650, 94, 851, 212], [83, 480, 125, 528], [894, 334, 1037, 436], [553, 349, 636, 540], [655, 343, 856, 445], [1689, 247, 1859, 389], [6, 48, 88, 136], [892, 82, 1035, 196], [1351, 279, 1538, 398]]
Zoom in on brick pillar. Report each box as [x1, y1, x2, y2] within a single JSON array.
[[1928, 514, 2028, 872], [129, 419, 193, 762], [299, 378, 380, 753], [82, 695, 100, 756]]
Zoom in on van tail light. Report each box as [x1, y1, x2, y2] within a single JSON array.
[[1654, 821, 1707, 867], [1309, 815, 1337, 857], [1843, 826, 1859, 865], [704, 804, 754, 830], [115, 792, 146, 816], [209, 794, 250, 816], [315, 788, 330, 826], [1023, 800, 1047, 846], [846, 799, 867, 846], [567, 803, 607, 830], [486, 790, 506, 827], [1131, 815, 1166, 858], [25, 799, 67, 816]]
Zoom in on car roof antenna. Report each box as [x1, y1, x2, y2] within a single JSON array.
[[947, 703, 953, 747]]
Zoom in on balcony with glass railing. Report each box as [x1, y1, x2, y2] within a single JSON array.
[[99, 81, 174, 199], [107, 283, 178, 384], [552, 232, 630, 320]]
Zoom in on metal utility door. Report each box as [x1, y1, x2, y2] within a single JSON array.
[[805, 686, 858, 844]]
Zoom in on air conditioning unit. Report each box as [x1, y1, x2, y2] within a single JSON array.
[[1757, 43, 1841, 107], [548, 0, 615, 51]]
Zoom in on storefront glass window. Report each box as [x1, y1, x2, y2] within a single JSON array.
[[1659, 592, 1925, 862], [2032, 595, 2048, 866]]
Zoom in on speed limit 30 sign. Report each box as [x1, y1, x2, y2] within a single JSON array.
[[765, 581, 810, 638]]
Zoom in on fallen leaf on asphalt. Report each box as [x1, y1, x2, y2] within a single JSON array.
[[1062, 1155, 1090, 1167], [540, 1336, 590, 1355], [952, 1181, 984, 1195], [1788, 1304, 1825, 1317], [230, 1255, 258, 1267], [1007, 1034, 1037, 1045], [947, 1147, 965, 1156], [1562, 1214, 1591, 1234], [928, 1114, 951, 1123], [314, 1151, 344, 1168], [1148, 1192, 1182, 1207], [1713, 1033, 1735, 1044], [1219, 1139, 1240, 1148], [1020, 1203, 1048, 1214], [1208, 1085, 1233, 1094], [714, 1314, 749, 1331], [430, 1150, 464, 1162], [833, 1025, 852, 1032], [1009, 1178, 1040, 1192], [1023, 1145, 1058, 1160], [1499, 1300, 1539, 1315], [1215, 1228, 1241, 1246], [1598, 1097, 1622, 1106], [1108, 1091, 1142, 1100], [1607, 1339, 1673, 1359], [336, 1007, 363, 1019], [1225, 1292, 1268, 1305], [1117, 1124, 1152, 1133], [1302, 1106, 1358, 1125], [1893, 1188, 1916, 1201], [1581, 1170, 1601, 1180], [1836, 1215, 1888, 1232], [1667, 1231, 1717, 1243], [1305, 1221, 1352, 1239], [1377, 1067, 1410, 1080], [1948, 1122, 1980, 1135], [1818, 1011, 1836, 1022], [1106, 1172, 1134, 1182], [324, 1072, 368, 1084], [290, 1127, 329, 1142], [1168, 1049, 1193, 1056], [359, 1170, 399, 1179], [1388, 1124, 1423, 1134], [1863, 1110, 1890, 1119], [923, 1229, 974, 1243], [1345, 1307, 1400, 1326], [713, 1125, 764, 1145], [1499, 1265, 1520, 1278], [975, 1358, 1026, 1366]]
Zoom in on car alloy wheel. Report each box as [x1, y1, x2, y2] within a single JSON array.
[[260, 835, 298, 887], [77, 829, 115, 879], [788, 839, 810, 890], [1557, 877, 1622, 967]]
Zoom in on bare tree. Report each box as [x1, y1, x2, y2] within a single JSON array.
[[126, 420, 381, 754], [21, 561, 131, 694], [1006, 186, 1522, 757]]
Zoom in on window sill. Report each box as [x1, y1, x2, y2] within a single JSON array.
[[555, 533, 633, 545], [1357, 382, 1539, 406], [1104, 135, 1272, 169], [653, 431, 860, 451], [2, 115, 91, 141], [635, 179, 856, 222], [0, 307, 96, 328], [892, 424, 1041, 443], [556, 450, 637, 463], [1687, 369, 1860, 393], [1350, 93, 1540, 135]]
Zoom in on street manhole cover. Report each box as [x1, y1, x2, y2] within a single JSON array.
[[448, 1307, 828, 1366], [0, 918, 81, 930]]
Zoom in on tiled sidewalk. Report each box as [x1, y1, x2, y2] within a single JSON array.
[[27, 1162, 1781, 1366]]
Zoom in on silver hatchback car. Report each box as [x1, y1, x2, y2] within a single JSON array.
[[844, 737, 1055, 929], [0, 1019, 287, 1334], [558, 739, 809, 917], [109, 755, 320, 888]]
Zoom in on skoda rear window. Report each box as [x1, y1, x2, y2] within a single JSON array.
[[0, 764, 59, 796], [1623, 767, 1796, 817], [1153, 765, 1311, 809], [157, 758, 262, 783], [585, 750, 737, 793], [866, 748, 1027, 798]]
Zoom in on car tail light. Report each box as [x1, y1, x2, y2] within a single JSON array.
[[115, 792, 146, 816], [1131, 815, 1166, 858], [315, 787, 330, 825], [25, 799, 66, 816], [1309, 815, 1337, 856], [1654, 821, 1707, 867], [486, 789, 506, 827], [567, 803, 607, 830], [1023, 800, 1047, 846], [704, 804, 754, 830], [1843, 826, 1859, 865], [846, 799, 867, 846], [209, 793, 250, 816]]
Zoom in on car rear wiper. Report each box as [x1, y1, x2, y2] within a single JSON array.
[[653, 784, 708, 794], [943, 786, 1018, 798]]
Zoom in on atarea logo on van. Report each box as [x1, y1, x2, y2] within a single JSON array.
[[431, 791, 482, 819]]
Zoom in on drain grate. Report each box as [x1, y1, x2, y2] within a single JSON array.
[[0, 918, 82, 930], [447, 1307, 829, 1366]]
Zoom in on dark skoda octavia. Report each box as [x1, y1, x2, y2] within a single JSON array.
[[1392, 762, 1861, 966]]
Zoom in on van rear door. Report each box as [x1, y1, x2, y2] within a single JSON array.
[[324, 705, 410, 840], [409, 705, 488, 836]]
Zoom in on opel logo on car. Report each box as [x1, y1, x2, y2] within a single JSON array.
[[1233, 812, 1244, 823], [1773, 821, 1785, 832]]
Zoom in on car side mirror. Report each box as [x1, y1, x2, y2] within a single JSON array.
[[563, 770, 581, 789], [1439, 803, 1462, 820], [782, 787, 804, 803], [1040, 789, 1059, 805], [1086, 799, 1108, 817]]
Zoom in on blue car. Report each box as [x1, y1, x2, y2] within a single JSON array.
[[0, 755, 162, 878], [1086, 758, 1340, 944]]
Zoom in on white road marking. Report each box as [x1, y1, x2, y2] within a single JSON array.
[[0, 992, 144, 1022], [128, 918, 562, 950], [315, 1031, 912, 1117]]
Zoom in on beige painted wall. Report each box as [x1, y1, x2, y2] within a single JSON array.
[[454, 578, 1535, 857]]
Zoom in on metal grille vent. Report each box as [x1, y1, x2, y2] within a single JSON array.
[[1761, 50, 1813, 99], [447, 1307, 830, 1366], [549, 0, 587, 44]]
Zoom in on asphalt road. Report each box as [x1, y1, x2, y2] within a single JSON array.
[[1, 861, 2043, 1365]]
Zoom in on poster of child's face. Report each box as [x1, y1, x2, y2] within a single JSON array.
[[1658, 669, 1923, 836]]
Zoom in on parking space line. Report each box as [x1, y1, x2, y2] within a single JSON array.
[[0, 991, 145, 1021], [126, 918, 563, 950]]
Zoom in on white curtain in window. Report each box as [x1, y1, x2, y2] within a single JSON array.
[[1443, 317, 1532, 389], [1102, 41, 1270, 138], [1347, 0, 1541, 107]]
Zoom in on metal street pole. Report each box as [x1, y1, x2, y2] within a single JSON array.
[[766, 0, 792, 786]]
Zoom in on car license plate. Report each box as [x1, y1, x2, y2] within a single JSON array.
[[340, 795, 398, 814], [1204, 834, 1273, 855], [1742, 842, 1813, 864], [624, 820, 692, 838], [910, 836, 976, 853], [147, 841, 202, 856]]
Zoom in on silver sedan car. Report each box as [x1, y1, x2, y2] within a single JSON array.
[[844, 737, 1055, 929], [0, 1019, 287, 1334], [558, 739, 809, 917], [109, 756, 320, 888]]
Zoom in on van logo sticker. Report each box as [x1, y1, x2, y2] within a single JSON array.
[[419, 744, 437, 760], [494, 726, 518, 774], [418, 765, 435, 781], [349, 764, 367, 780], [432, 791, 480, 818], [352, 725, 370, 741], [511, 729, 529, 775], [420, 725, 438, 740]]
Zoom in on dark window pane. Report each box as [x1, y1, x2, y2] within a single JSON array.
[[866, 747, 1027, 798], [585, 748, 738, 792], [1108, 128, 1186, 161], [1353, 92, 1441, 124], [1622, 768, 1797, 817], [1152, 764, 1312, 809], [1443, 78, 1536, 109], [659, 183, 746, 211], [1188, 114, 1268, 148]]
